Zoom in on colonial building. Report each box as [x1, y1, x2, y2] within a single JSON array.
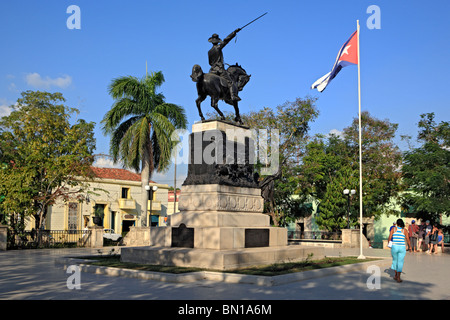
[[167, 189, 180, 215], [44, 167, 169, 235]]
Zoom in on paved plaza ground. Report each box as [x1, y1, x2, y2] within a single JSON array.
[[0, 246, 449, 301]]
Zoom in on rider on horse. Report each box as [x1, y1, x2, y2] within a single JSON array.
[[208, 28, 241, 102]]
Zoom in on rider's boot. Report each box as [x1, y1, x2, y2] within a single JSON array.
[[230, 86, 241, 101]]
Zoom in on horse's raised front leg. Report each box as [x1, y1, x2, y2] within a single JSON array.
[[196, 95, 206, 121]]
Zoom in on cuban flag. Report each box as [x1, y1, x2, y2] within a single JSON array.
[[311, 31, 358, 92]]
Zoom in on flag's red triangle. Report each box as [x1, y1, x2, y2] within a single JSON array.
[[338, 31, 358, 65]]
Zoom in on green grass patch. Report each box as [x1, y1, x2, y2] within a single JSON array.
[[80, 255, 203, 274], [77, 254, 379, 277]]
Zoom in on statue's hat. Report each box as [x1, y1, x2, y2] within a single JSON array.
[[208, 33, 222, 44]]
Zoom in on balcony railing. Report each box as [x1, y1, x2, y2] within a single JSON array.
[[148, 200, 161, 211], [118, 198, 136, 210]]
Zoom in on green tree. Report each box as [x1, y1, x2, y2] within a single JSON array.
[[300, 134, 354, 200], [344, 111, 403, 217], [270, 165, 314, 227], [245, 97, 319, 226], [300, 111, 403, 231], [101, 71, 187, 225], [300, 135, 359, 231], [402, 113, 449, 224], [0, 91, 96, 240], [315, 167, 359, 232]]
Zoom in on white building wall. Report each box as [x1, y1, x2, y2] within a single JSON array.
[[41, 178, 169, 232]]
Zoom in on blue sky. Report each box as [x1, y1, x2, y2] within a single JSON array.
[[1, 0, 449, 186]]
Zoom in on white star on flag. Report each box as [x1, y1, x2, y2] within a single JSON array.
[[342, 45, 351, 56]]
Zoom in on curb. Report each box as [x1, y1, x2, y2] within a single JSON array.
[[55, 256, 391, 287]]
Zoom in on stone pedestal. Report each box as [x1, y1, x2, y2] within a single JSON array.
[[88, 226, 104, 248], [122, 226, 151, 246], [162, 121, 286, 250], [167, 184, 288, 250], [121, 120, 323, 270], [121, 245, 325, 271], [341, 229, 369, 249]]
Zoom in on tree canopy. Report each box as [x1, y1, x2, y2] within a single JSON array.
[[402, 113, 449, 224], [299, 111, 403, 231], [0, 91, 96, 236]]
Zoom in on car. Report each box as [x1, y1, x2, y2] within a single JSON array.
[[103, 229, 122, 241]]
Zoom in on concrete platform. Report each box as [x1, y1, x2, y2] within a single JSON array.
[[2, 247, 450, 300], [56, 254, 390, 287], [120, 245, 325, 270]]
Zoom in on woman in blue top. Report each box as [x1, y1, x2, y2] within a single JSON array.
[[438, 229, 445, 253], [388, 219, 411, 283]]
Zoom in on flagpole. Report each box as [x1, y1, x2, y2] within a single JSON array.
[[357, 20, 365, 260]]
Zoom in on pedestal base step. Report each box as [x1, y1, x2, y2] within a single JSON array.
[[150, 226, 287, 250], [120, 245, 325, 271]]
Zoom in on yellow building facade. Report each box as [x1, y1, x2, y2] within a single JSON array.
[[43, 167, 169, 235]]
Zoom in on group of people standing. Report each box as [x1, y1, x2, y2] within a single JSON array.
[[388, 218, 446, 283], [399, 219, 445, 254]]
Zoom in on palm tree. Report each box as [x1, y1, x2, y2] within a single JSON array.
[[102, 70, 187, 226]]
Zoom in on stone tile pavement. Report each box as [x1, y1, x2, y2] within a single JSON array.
[[0, 246, 449, 300]]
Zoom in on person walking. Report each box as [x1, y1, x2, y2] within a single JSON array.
[[430, 225, 439, 254], [418, 221, 426, 252], [424, 220, 433, 254], [409, 220, 419, 252], [405, 222, 409, 250], [438, 229, 445, 253], [388, 219, 411, 283]]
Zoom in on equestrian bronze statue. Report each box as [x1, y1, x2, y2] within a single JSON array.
[[191, 13, 267, 124]]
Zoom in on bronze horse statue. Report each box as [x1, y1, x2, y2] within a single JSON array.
[[191, 63, 251, 124]]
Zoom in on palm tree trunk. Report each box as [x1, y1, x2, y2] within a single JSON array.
[[141, 152, 150, 227], [140, 137, 154, 227]]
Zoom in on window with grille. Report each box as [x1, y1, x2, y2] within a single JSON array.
[[68, 202, 79, 231]]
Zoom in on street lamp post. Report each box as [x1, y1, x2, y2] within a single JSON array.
[[145, 185, 158, 227], [343, 189, 356, 229]]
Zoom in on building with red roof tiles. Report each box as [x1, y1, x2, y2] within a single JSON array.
[[43, 167, 169, 235], [90, 167, 157, 183]]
